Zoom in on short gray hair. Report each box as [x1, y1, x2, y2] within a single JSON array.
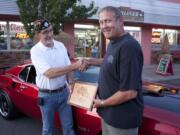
[[98, 6, 122, 19]]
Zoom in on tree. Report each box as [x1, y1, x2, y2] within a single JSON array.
[[16, 0, 98, 38]]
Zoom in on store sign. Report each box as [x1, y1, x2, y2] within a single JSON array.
[[119, 7, 144, 22], [15, 33, 29, 39], [0, 24, 6, 31], [0, 23, 26, 33], [10, 24, 26, 33]]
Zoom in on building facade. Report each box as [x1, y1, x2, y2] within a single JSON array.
[[0, 0, 180, 67], [79, 0, 180, 64]]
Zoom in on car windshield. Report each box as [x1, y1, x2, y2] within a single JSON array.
[[73, 66, 100, 83]]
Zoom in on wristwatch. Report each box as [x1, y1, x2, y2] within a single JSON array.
[[100, 100, 104, 107]]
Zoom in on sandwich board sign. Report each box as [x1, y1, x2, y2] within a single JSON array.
[[156, 55, 173, 75]]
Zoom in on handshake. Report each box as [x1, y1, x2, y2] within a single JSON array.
[[73, 59, 90, 72]]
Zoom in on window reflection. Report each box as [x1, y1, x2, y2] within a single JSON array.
[[0, 21, 7, 50], [152, 28, 179, 45], [74, 24, 100, 57], [10, 22, 33, 50], [124, 26, 141, 43]]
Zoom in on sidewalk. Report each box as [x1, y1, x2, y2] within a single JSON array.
[[142, 64, 180, 83]]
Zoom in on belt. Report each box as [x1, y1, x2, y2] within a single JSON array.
[[39, 84, 66, 93]]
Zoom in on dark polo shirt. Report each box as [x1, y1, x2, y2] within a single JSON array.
[[97, 33, 144, 129]]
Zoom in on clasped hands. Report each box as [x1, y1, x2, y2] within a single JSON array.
[[74, 59, 90, 72]]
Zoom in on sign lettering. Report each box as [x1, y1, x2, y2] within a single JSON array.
[[119, 7, 144, 22]]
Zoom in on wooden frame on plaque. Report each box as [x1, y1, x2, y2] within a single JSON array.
[[68, 81, 98, 111]]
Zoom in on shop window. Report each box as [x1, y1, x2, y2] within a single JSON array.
[[74, 24, 100, 57], [0, 22, 7, 50], [152, 28, 178, 46], [177, 31, 180, 45], [165, 29, 177, 45], [152, 31, 161, 44], [124, 26, 141, 43], [9, 22, 33, 50]]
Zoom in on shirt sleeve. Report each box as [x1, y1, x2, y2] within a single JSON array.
[[30, 48, 51, 75], [118, 43, 143, 91], [65, 49, 71, 65]]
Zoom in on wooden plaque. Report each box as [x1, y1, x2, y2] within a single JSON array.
[[68, 81, 98, 111]]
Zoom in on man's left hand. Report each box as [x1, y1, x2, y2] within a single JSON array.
[[93, 99, 103, 108]]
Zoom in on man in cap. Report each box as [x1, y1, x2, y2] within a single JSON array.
[[31, 18, 79, 135]]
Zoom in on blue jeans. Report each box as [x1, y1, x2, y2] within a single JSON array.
[[38, 87, 75, 135]]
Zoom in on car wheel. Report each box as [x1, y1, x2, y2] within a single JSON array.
[[98, 131, 102, 135], [0, 91, 19, 119]]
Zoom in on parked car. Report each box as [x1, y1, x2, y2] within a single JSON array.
[[0, 62, 180, 135]]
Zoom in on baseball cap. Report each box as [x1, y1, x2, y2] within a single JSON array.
[[34, 18, 51, 32]]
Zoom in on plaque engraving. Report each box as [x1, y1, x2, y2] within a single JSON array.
[[68, 81, 98, 111]]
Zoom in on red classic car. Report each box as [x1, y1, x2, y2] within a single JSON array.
[[0, 62, 180, 135]]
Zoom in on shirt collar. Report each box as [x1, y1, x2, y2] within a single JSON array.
[[39, 40, 57, 51], [110, 33, 129, 45]]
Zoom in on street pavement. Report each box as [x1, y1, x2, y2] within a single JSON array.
[[0, 115, 61, 135], [143, 64, 180, 83]]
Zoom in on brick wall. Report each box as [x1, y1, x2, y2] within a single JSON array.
[[0, 51, 30, 68]]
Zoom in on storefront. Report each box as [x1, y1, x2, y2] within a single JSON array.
[[0, 21, 31, 67], [81, 0, 180, 64], [73, 6, 143, 58], [74, 24, 100, 57], [1, 0, 180, 67], [0, 21, 33, 51], [0, 1, 31, 67]]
